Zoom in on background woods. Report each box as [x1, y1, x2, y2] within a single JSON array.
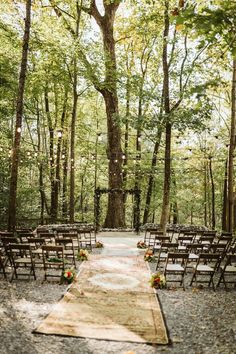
[[0, 0, 236, 231]]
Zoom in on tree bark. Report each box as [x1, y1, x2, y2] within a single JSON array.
[[8, 0, 32, 230], [222, 159, 228, 230], [44, 88, 56, 222], [90, 1, 124, 228], [160, 0, 171, 233], [143, 130, 162, 224], [227, 59, 236, 232], [62, 134, 69, 220], [209, 158, 215, 229], [69, 61, 78, 223], [204, 160, 208, 227]]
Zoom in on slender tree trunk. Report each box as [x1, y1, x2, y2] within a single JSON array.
[[36, 100, 46, 224], [143, 130, 162, 224], [62, 134, 69, 220], [69, 62, 78, 223], [122, 73, 130, 193], [204, 160, 208, 227], [222, 159, 228, 231], [44, 89, 56, 222], [8, 0, 32, 230], [160, 0, 171, 233], [227, 59, 236, 232], [172, 168, 179, 224], [209, 158, 215, 229], [54, 91, 67, 220]]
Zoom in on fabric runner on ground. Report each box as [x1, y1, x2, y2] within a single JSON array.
[[34, 240, 169, 344]]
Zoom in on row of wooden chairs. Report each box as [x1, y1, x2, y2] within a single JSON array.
[[0, 243, 74, 282], [161, 251, 236, 290]]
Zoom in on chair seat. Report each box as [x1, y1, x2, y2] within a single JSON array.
[[194, 264, 214, 272], [32, 249, 43, 255], [15, 258, 33, 263], [45, 261, 64, 265], [166, 264, 184, 271], [178, 246, 187, 251], [159, 252, 167, 258], [224, 265, 236, 273], [189, 253, 199, 260]]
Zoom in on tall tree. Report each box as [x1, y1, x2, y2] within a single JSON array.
[[227, 59, 236, 232], [160, 0, 171, 232], [8, 0, 32, 230], [82, 0, 125, 227]]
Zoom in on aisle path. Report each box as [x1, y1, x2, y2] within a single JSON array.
[[35, 233, 169, 344]]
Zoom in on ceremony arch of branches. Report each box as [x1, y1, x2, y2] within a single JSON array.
[[94, 187, 141, 233]]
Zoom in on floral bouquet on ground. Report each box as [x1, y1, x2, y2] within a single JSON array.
[[150, 272, 166, 289], [144, 249, 155, 262], [95, 240, 104, 248], [137, 240, 147, 249], [62, 268, 76, 284], [77, 249, 89, 261]]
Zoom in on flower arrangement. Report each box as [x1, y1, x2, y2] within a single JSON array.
[[63, 268, 76, 284], [150, 272, 166, 289], [144, 249, 155, 262], [95, 240, 104, 248], [77, 249, 89, 261], [137, 240, 147, 249]]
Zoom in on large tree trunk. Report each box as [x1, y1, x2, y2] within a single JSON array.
[[8, 0, 32, 230], [160, 0, 171, 232], [227, 59, 236, 232], [103, 91, 125, 227], [91, 1, 124, 228]]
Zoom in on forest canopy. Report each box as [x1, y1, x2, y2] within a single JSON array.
[[0, 0, 235, 232]]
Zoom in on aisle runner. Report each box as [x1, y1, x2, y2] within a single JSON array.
[[35, 254, 169, 344]]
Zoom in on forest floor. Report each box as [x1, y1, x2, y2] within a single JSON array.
[[0, 232, 235, 354]]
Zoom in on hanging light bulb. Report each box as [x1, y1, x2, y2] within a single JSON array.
[[122, 154, 126, 160], [16, 127, 21, 133], [57, 130, 62, 138]]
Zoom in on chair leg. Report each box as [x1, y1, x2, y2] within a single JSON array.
[[190, 272, 196, 286]]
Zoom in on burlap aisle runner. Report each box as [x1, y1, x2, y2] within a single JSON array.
[[35, 254, 169, 344]]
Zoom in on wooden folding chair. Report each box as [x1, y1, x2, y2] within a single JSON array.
[[55, 238, 76, 266], [77, 229, 95, 249], [164, 252, 189, 289], [155, 242, 179, 270], [42, 245, 65, 281], [217, 254, 236, 289], [0, 249, 7, 279], [144, 227, 160, 243], [190, 253, 221, 290], [8, 243, 36, 281], [186, 243, 209, 268]]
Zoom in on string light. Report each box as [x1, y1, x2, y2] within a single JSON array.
[[57, 130, 62, 138], [16, 127, 21, 133]]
